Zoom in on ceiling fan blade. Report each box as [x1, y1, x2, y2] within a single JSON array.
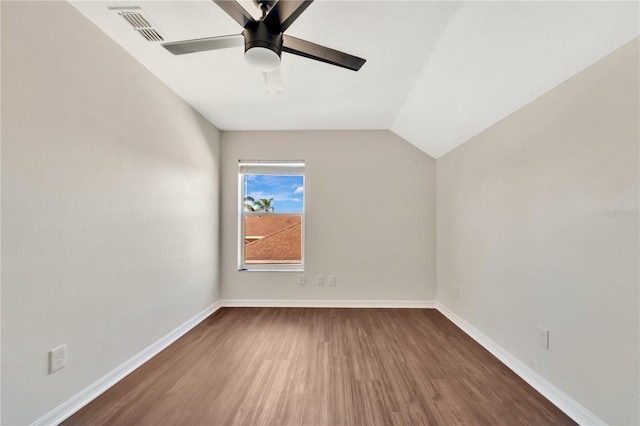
[[263, 70, 283, 94], [264, 0, 314, 33], [212, 0, 255, 28], [282, 35, 366, 71], [162, 34, 244, 55]]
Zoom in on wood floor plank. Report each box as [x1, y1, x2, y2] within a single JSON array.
[[64, 308, 576, 425]]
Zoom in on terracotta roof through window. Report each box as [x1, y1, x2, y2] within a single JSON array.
[[244, 215, 301, 263]]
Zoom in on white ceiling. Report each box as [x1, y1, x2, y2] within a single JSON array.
[[71, 0, 639, 158]]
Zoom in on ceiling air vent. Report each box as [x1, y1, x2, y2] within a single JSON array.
[[112, 7, 164, 42]]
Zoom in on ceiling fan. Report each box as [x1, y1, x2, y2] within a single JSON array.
[[161, 0, 366, 94]]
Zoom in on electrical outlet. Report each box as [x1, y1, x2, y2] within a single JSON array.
[[537, 327, 550, 350], [298, 275, 306, 285], [49, 344, 67, 374], [316, 275, 325, 286], [328, 275, 336, 286]]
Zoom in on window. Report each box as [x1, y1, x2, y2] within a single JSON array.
[[238, 161, 305, 271]]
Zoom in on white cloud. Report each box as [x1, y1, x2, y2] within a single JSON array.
[[294, 186, 304, 194]]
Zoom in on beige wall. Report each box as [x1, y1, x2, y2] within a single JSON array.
[[1, 2, 221, 424], [220, 130, 437, 302], [437, 38, 639, 425]]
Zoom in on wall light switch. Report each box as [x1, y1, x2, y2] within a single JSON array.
[[328, 275, 336, 286], [316, 275, 325, 286]]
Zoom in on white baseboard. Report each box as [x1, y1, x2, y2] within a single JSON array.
[[435, 302, 604, 426], [220, 299, 437, 308], [33, 301, 223, 426]]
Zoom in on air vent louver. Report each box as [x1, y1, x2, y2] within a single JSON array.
[[113, 8, 164, 42]]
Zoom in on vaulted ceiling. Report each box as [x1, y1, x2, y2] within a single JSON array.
[[71, 1, 639, 158]]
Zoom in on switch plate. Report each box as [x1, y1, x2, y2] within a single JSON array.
[[298, 275, 306, 285], [328, 275, 336, 286], [49, 344, 67, 374], [538, 327, 550, 350], [316, 275, 325, 286]]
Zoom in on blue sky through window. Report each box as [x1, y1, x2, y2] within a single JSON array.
[[244, 174, 304, 213]]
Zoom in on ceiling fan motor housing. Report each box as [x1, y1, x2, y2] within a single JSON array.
[[243, 21, 283, 56]]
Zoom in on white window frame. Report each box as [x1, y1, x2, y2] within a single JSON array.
[[238, 160, 305, 272]]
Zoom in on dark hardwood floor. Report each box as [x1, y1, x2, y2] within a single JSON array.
[[64, 308, 575, 425]]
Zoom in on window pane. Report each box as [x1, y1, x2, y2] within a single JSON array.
[[239, 165, 305, 270], [244, 215, 302, 265], [244, 174, 304, 213]]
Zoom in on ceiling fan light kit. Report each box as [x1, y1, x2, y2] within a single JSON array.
[[161, 0, 366, 93], [245, 47, 281, 71]]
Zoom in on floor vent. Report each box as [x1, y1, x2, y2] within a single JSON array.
[[112, 7, 164, 42]]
